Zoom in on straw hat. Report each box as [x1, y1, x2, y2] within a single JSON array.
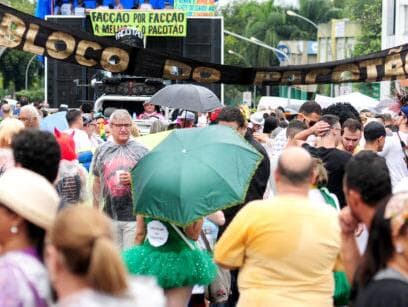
[[0, 168, 60, 230]]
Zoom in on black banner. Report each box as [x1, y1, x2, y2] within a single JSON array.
[[1, 3, 408, 86]]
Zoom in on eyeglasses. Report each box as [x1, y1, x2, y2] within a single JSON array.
[[111, 123, 132, 129], [18, 117, 31, 122]]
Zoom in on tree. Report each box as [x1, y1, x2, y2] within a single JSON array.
[[0, 0, 41, 94], [287, 0, 342, 40], [0, 49, 42, 91], [345, 0, 382, 56], [343, 0, 382, 98], [220, 0, 343, 104], [5, 0, 35, 14]]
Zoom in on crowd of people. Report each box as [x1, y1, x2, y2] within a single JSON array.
[[0, 91, 407, 307], [52, 0, 170, 15]]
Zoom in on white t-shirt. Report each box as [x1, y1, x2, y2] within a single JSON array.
[[379, 133, 408, 188], [140, 3, 153, 9], [60, 3, 73, 15], [271, 128, 287, 157], [57, 277, 165, 307], [64, 128, 92, 153], [74, 7, 85, 16]]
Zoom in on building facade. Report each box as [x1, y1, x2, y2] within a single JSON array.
[[381, 0, 408, 98], [317, 19, 362, 96]]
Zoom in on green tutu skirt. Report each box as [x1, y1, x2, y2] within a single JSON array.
[[123, 239, 216, 289]]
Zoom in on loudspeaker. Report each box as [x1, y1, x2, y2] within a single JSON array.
[[146, 17, 222, 98], [45, 16, 223, 107], [45, 16, 98, 108]]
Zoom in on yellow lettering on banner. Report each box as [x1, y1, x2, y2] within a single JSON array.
[[100, 47, 129, 72], [23, 24, 44, 55], [75, 40, 102, 67], [305, 69, 331, 84], [332, 64, 360, 82], [163, 59, 192, 80], [384, 54, 406, 80], [253, 71, 282, 85], [359, 59, 383, 81], [0, 13, 26, 48], [192, 67, 221, 83], [281, 71, 302, 84], [46, 32, 76, 59]]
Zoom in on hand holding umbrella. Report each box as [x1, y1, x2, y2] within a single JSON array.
[[131, 125, 262, 226]]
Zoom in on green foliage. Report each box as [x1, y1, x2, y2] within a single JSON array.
[[0, 1, 39, 96], [0, 49, 42, 91], [220, 0, 342, 104], [15, 88, 44, 102], [346, 0, 382, 56], [5, 0, 36, 15], [343, 0, 382, 98]]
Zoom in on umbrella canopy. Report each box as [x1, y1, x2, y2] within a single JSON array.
[[40, 111, 68, 133], [149, 84, 222, 113], [316, 92, 379, 111], [131, 125, 262, 226], [135, 130, 172, 150]]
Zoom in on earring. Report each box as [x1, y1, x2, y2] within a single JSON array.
[[396, 244, 405, 254], [10, 225, 18, 234]]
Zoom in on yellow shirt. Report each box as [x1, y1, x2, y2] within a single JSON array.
[[214, 195, 341, 307]]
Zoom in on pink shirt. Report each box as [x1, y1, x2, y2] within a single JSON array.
[[137, 112, 165, 120]]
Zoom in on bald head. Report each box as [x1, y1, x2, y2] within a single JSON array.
[[277, 147, 313, 185], [19, 105, 40, 129]]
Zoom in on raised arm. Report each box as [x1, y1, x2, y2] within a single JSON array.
[[184, 218, 204, 241], [339, 206, 361, 282], [134, 215, 146, 245], [92, 175, 101, 209], [294, 121, 330, 141]]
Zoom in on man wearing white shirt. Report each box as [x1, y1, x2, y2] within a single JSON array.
[[140, 0, 153, 9], [64, 109, 92, 153], [363, 120, 408, 190], [379, 110, 408, 189], [60, 0, 73, 15], [272, 101, 322, 156]]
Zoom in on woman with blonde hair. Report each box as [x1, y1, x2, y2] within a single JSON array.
[[45, 206, 164, 307], [309, 158, 340, 210], [0, 118, 24, 175]]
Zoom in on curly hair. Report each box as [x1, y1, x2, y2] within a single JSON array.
[[11, 129, 61, 183], [80, 102, 94, 114], [322, 103, 360, 126]]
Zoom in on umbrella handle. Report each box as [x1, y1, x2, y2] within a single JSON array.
[[170, 223, 196, 250]]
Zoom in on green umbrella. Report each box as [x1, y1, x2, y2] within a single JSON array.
[[131, 125, 263, 226]]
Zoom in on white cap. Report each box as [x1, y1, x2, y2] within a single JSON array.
[[177, 111, 195, 121], [250, 112, 265, 126]]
